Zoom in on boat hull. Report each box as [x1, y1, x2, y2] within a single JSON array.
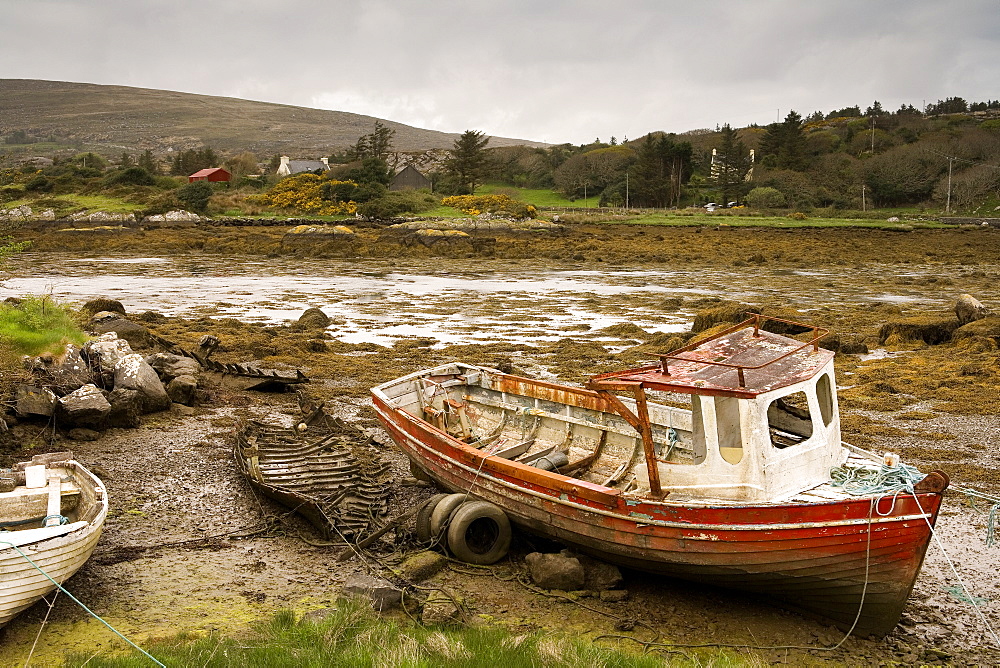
[[0, 459, 108, 628], [373, 390, 942, 637]]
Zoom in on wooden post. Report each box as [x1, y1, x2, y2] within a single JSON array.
[[632, 386, 663, 498]]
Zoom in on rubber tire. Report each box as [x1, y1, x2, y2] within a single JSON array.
[[415, 494, 450, 544], [446, 500, 512, 565], [428, 493, 469, 539]]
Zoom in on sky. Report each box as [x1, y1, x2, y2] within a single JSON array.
[[2, 0, 998, 145]]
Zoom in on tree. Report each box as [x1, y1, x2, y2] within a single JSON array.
[[224, 152, 259, 177], [629, 134, 692, 207], [445, 130, 490, 194], [759, 111, 807, 170], [349, 121, 395, 162], [119, 152, 134, 168], [712, 124, 752, 204], [138, 149, 159, 175]]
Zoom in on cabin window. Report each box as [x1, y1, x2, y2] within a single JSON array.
[[817, 373, 834, 426], [715, 396, 743, 464], [766, 391, 813, 449]]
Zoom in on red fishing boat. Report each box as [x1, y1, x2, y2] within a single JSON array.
[[371, 315, 948, 637]]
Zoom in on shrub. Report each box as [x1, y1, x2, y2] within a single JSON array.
[[176, 181, 214, 213], [745, 186, 787, 208], [442, 193, 537, 219], [249, 174, 358, 215], [24, 175, 53, 193], [103, 167, 156, 187], [358, 190, 438, 219], [787, 211, 808, 220]]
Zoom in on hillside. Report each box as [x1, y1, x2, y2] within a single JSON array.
[[0, 79, 546, 160]]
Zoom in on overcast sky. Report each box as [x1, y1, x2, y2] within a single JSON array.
[[2, 0, 998, 144]]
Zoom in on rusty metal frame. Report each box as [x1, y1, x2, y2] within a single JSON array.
[[657, 314, 829, 387], [593, 383, 663, 498]]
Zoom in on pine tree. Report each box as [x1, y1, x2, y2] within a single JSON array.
[[445, 130, 491, 194]]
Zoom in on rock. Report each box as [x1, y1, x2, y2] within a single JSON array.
[[887, 216, 900, 222], [525, 552, 585, 591], [198, 335, 220, 359], [82, 298, 126, 316], [570, 552, 623, 591], [56, 384, 111, 429], [300, 607, 338, 625], [88, 313, 151, 348], [420, 594, 462, 626], [955, 294, 989, 325], [143, 210, 201, 224], [166, 375, 198, 405], [43, 344, 92, 394], [297, 307, 331, 329], [85, 333, 135, 380], [341, 573, 403, 611], [598, 589, 629, 603], [400, 551, 447, 582], [106, 388, 143, 428], [67, 427, 101, 441], [878, 317, 959, 345], [15, 385, 58, 418], [113, 354, 171, 413], [145, 352, 201, 381]]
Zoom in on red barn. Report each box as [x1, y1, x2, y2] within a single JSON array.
[[188, 167, 231, 183]]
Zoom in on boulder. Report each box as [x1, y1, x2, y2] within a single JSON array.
[[570, 551, 623, 591], [166, 375, 198, 405], [85, 333, 135, 377], [878, 317, 959, 345], [145, 352, 201, 381], [106, 387, 143, 428], [955, 294, 989, 325], [56, 384, 111, 429], [113, 354, 171, 413], [15, 385, 58, 418], [40, 344, 91, 394], [87, 312, 151, 348], [297, 307, 331, 329], [399, 551, 447, 582], [341, 573, 402, 611], [525, 551, 585, 591], [82, 298, 126, 316]]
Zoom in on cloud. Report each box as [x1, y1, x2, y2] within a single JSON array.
[[1, 0, 997, 144]]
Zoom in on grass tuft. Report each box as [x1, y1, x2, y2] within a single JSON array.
[[0, 295, 86, 356]]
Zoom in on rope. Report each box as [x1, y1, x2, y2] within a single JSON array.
[[829, 462, 926, 496], [908, 493, 1000, 649], [951, 484, 1000, 547], [0, 539, 165, 667]]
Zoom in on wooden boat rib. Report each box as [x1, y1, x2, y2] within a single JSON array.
[[0, 452, 108, 627], [372, 315, 948, 637], [234, 408, 391, 540]]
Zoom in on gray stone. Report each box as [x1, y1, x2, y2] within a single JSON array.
[[420, 595, 462, 626], [297, 307, 331, 329], [400, 551, 447, 582], [145, 352, 201, 381], [82, 298, 126, 316], [113, 354, 171, 413], [955, 294, 989, 325], [166, 375, 198, 405], [56, 384, 111, 429], [85, 333, 134, 374], [341, 573, 402, 610], [88, 313, 151, 348], [44, 344, 92, 394], [571, 552, 623, 591], [106, 388, 143, 428], [67, 427, 101, 441], [598, 589, 629, 603], [525, 551, 585, 591], [15, 385, 58, 418]]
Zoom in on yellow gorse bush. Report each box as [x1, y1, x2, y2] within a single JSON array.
[[442, 194, 537, 219], [250, 174, 358, 215]]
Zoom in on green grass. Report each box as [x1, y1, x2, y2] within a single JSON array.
[[64, 600, 764, 667], [478, 184, 579, 208], [0, 296, 86, 355]]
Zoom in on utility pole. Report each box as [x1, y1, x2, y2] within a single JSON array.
[[625, 172, 629, 209], [861, 184, 866, 212], [946, 156, 954, 214]]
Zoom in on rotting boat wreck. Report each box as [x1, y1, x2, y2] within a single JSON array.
[[372, 315, 949, 637]]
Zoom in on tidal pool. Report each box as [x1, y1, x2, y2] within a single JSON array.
[[0, 253, 981, 346]]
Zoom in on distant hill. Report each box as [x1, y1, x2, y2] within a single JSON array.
[[0, 79, 547, 160]]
